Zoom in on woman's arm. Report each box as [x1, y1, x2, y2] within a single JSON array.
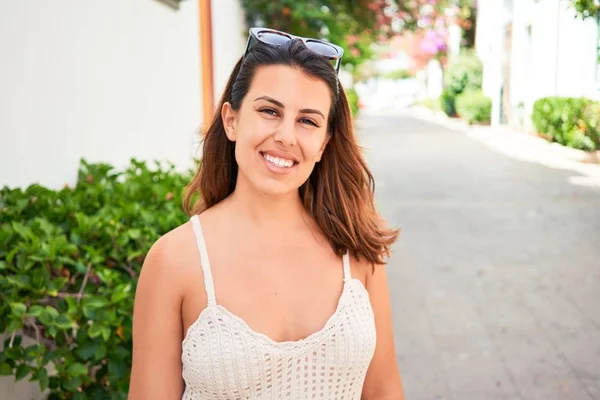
[[361, 261, 405, 399], [128, 235, 185, 399]]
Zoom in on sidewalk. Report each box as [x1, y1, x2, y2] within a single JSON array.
[[404, 106, 600, 189], [358, 111, 600, 400]]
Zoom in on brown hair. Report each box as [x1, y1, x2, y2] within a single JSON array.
[[183, 39, 399, 266]]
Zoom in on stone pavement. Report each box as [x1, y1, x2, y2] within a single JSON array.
[[356, 112, 600, 400]]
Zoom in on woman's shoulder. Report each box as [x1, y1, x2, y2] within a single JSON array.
[[138, 218, 200, 295]]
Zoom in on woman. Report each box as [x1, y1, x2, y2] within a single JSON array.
[[129, 27, 404, 399]]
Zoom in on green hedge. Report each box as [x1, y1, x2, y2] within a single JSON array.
[[532, 96, 600, 151], [440, 89, 457, 117], [346, 87, 360, 117], [456, 90, 492, 125], [0, 159, 193, 399], [439, 51, 483, 117]]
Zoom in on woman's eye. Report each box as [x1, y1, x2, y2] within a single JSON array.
[[300, 118, 318, 127], [259, 108, 278, 116]]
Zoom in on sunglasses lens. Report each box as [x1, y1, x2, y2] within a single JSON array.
[[258, 32, 291, 46], [306, 41, 339, 58]]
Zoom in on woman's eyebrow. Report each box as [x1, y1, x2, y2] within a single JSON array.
[[254, 95, 284, 108], [254, 95, 325, 119]]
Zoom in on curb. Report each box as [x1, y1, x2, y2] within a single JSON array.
[[406, 106, 600, 165]]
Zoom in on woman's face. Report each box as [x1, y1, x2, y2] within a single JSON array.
[[222, 65, 332, 197]]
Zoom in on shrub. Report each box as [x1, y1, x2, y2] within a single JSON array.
[[439, 89, 457, 117], [345, 87, 360, 117], [456, 90, 492, 124], [443, 51, 483, 97], [582, 101, 600, 145], [438, 52, 483, 117], [531, 96, 600, 151], [0, 159, 193, 399]]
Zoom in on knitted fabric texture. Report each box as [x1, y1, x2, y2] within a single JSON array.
[[181, 215, 377, 399]]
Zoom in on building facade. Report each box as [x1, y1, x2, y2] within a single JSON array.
[[476, 0, 600, 129], [0, 0, 246, 190]]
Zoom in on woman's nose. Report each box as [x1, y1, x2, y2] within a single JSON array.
[[273, 117, 297, 147]]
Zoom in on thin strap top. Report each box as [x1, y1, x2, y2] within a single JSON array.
[[182, 214, 376, 400], [190, 215, 216, 307]]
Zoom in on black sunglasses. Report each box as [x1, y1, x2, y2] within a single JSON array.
[[243, 27, 344, 74]]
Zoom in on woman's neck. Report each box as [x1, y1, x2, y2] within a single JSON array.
[[226, 177, 306, 230]]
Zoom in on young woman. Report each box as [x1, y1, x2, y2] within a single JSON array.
[[128, 28, 404, 399]]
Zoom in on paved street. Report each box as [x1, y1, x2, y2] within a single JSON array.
[[357, 112, 600, 400]]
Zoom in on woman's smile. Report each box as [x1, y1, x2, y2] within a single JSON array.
[[260, 150, 299, 174]]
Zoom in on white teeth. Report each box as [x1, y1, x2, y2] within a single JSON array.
[[264, 153, 294, 168]]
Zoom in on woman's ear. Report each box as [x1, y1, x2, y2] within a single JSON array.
[[221, 102, 237, 141]]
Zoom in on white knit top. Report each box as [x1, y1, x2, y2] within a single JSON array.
[[181, 215, 377, 399]]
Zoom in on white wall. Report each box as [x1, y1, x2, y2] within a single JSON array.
[[0, 0, 203, 190], [477, 0, 600, 127], [522, 0, 600, 107], [476, 0, 513, 125], [555, 2, 599, 100], [508, 0, 534, 111], [212, 0, 247, 104]]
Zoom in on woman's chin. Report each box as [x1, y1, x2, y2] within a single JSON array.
[[252, 177, 302, 198]]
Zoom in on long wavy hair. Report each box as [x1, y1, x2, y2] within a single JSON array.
[[183, 39, 399, 266]]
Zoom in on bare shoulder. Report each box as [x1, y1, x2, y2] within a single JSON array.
[[129, 220, 200, 399], [140, 220, 198, 288], [348, 255, 378, 289]]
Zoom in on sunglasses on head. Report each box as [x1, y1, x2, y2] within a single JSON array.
[[243, 27, 344, 74]]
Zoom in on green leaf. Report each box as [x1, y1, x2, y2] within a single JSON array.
[[72, 392, 88, 400], [48, 376, 59, 390], [84, 297, 107, 310], [11, 302, 26, 317], [11, 221, 33, 240], [6, 247, 20, 264], [47, 326, 58, 338], [38, 310, 53, 326], [88, 323, 103, 339], [15, 364, 30, 381], [0, 363, 12, 375], [62, 375, 82, 391], [66, 362, 88, 377], [24, 345, 43, 361], [6, 274, 30, 288], [45, 306, 59, 320], [126, 250, 143, 262], [110, 284, 131, 303], [33, 368, 49, 391], [28, 305, 44, 317], [8, 319, 23, 333], [53, 314, 72, 329], [5, 346, 23, 360], [108, 358, 127, 380], [76, 342, 100, 361], [65, 296, 77, 312], [101, 326, 111, 342], [49, 277, 69, 292], [94, 343, 107, 361]]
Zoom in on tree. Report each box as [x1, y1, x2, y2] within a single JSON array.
[[239, 0, 476, 69], [569, 0, 600, 19], [240, 0, 392, 68]]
